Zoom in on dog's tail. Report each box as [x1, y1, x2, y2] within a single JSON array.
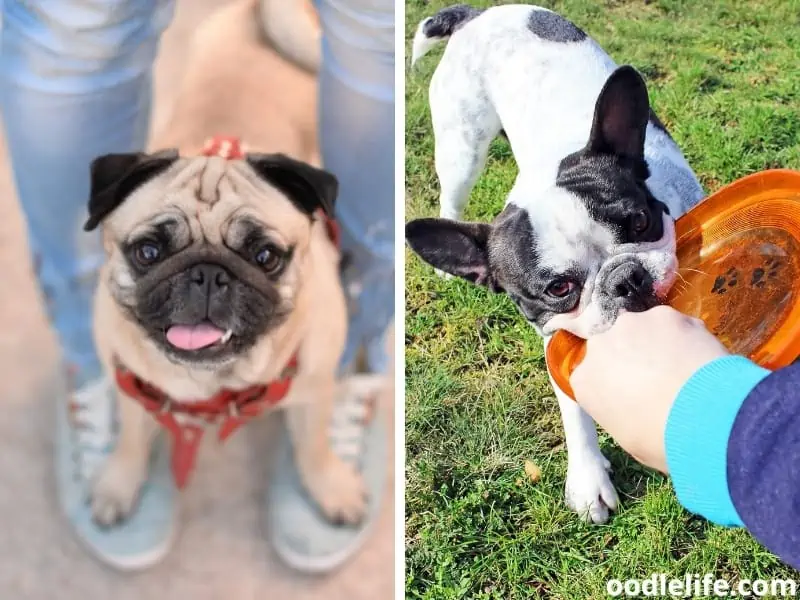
[[256, 0, 320, 73], [411, 4, 484, 67]]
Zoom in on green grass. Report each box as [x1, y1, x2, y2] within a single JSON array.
[[404, 1, 800, 598]]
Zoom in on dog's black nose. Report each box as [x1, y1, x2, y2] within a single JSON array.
[[190, 263, 231, 294], [605, 262, 657, 312]]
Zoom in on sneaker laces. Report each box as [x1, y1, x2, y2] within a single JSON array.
[[67, 377, 118, 482], [328, 375, 384, 468]]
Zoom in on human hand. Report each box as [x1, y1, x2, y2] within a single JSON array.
[[570, 306, 729, 472]]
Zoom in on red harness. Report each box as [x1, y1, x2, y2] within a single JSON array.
[[115, 135, 338, 489]]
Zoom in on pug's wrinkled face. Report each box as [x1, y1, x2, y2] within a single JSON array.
[[86, 152, 337, 368]]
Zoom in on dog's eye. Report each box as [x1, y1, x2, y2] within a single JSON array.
[[546, 279, 577, 298], [134, 242, 161, 265], [255, 246, 282, 272], [631, 210, 650, 234]]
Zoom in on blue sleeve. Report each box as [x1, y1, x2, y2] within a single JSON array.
[[664, 356, 769, 525], [665, 355, 800, 570]]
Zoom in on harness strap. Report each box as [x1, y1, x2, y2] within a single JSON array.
[[115, 357, 298, 488]]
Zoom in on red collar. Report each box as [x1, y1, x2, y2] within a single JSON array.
[[115, 358, 298, 489], [115, 136, 339, 489], [201, 135, 246, 159]]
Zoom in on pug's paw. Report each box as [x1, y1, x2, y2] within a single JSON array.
[[305, 453, 368, 526], [90, 453, 146, 527]]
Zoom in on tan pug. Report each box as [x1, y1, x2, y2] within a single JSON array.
[[82, 0, 368, 528]]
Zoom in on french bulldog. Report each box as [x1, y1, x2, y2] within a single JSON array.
[[405, 3, 705, 524]]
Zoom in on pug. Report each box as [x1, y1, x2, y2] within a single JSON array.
[[83, 0, 367, 527]]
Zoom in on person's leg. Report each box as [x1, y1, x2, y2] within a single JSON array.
[[1, 0, 174, 387], [319, 0, 395, 374], [0, 0, 178, 571], [267, 0, 394, 573]]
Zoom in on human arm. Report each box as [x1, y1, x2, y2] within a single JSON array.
[[570, 306, 800, 568]]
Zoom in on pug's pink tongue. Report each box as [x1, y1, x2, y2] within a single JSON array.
[[166, 324, 224, 350]]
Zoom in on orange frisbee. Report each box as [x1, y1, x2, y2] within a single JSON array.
[[547, 169, 800, 399]]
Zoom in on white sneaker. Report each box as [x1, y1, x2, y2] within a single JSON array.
[[54, 371, 178, 571], [266, 374, 388, 574]]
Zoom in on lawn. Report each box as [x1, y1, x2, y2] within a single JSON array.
[[403, 1, 800, 598]]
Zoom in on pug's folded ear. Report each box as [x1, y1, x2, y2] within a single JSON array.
[[245, 153, 338, 218], [84, 149, 179, 231]]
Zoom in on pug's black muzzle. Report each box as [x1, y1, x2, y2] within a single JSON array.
[[129, 248, 289, 363]]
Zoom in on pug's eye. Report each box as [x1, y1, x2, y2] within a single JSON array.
[[631, 210, 650, 234], [134, 242, 161, 265], [546, 279, 577, 298], [254, 246, 282, 273]]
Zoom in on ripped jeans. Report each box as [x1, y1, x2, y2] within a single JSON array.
[[0, 0, 394, 385]]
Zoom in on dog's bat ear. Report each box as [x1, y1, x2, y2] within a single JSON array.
[[84, 149, 179, 231], [245, 153, 338, 218], [405, 218, 498, 289], [586, 65, 650, 165]]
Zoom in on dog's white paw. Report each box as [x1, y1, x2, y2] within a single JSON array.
[[90, 454, 146, 527], [565, 452, 619, 524], [304, 453, 367, 526], [434, 268, 454, 280]]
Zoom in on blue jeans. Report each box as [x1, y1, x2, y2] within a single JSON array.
[[0, 0, 394, 383]]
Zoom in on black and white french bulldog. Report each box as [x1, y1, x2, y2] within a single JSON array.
[[405, 4, 705, 524]]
